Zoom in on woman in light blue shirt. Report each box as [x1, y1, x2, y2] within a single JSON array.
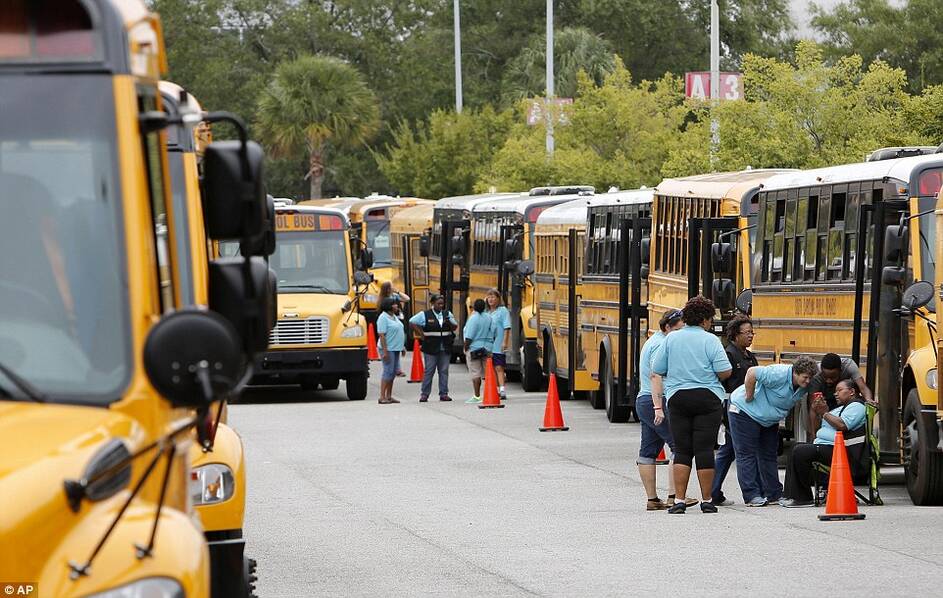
[[780, 379, 867, 507], [651, 296, 732, 514], [486, 288, 512, 400], [727, 356, 818, 506]]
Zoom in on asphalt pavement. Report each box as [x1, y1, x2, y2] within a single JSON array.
[[230, 355, 943, 597]]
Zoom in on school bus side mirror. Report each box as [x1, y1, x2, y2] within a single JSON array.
[[640, 237, 651, 279], [735, 288, 753, 315], [143, 309, 244, 408], [517, 260, 535, 276], [202, 139, 266, 240], [240, 194, 276, 257], [359, 247, 374, 271], [450, 232, 465, 261], [419, 235, 430, 257], [901, 280, 934, 311], [712, 278, 735, 311], [504, 237, 521, 259], [711, 242, 734, 276], [209, 257, 276, 355], [884, 224, 908, 263], [354, 270, 374, 286]]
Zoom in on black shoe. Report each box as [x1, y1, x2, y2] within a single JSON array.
[[700, 501, 718, 513], [667, 502, 687, 514]]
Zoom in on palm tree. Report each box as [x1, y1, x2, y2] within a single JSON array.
[[501, 27, 617, 106], [256, 55, 380, 199]]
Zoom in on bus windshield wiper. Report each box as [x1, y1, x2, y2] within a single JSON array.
[[0, 359, 46, 403], [280, 284, 339, 294]]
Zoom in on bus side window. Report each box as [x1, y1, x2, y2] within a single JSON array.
[[783, 195, 797, 281], [827, 190, 846, 280], [794, 196, 808, 281]]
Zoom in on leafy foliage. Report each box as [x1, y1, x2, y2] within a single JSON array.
[[255, 55, 380, 199]]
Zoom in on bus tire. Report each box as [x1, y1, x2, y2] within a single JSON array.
[[520, 340, 542, 392], [603, 358, 629, 423], [903, 389, 943, 505], [243, 556, 258, 598], [320, 377, 340, 391], [589, 351, 606, 409], [346, 373, 368, 401]]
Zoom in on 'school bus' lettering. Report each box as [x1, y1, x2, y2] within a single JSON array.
[[275, 213, 343, 232], [793, 295, 838, 316]]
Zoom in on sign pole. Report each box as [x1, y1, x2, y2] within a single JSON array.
[[545, 0, 554, 158], [453, 0, 462, 113], [710, 0, 719, 167]]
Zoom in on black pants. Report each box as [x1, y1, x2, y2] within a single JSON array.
[[783, 443, 834, 502], [668, 389, 723, 470]]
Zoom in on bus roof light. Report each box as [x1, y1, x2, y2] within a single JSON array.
[[0, 0, 98, 62]]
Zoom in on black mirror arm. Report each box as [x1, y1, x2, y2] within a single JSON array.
[[717, 223, 756, 240], [66, 417, 198, 579]]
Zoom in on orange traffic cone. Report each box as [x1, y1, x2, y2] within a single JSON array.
[[367, 323, 380, 361], [478, 357, 505, 409], [408, 339, 424, 383], [539, 374, 569, 431], [818, 431, 865, 521], [656, 446, 669, 465]]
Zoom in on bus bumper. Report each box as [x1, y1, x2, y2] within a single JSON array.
[[252, 348, 368, 382]]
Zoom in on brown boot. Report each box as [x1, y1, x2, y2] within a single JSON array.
[[646, 497, 669, 511]]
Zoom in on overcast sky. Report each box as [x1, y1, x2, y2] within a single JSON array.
[[790, 0, 839, 37]]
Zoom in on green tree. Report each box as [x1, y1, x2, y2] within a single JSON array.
[[255, 55, 381, 199], [377, 106, 513, 198], [481, 60, 687, 191], [812, 0, 943, 91], [501, 27, 616, 104], [663, 42, 928, 176]]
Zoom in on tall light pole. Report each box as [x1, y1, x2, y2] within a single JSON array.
[[545, 0, 554, 157], [710, 0, 720, 166], [453, 0, 463, 113]]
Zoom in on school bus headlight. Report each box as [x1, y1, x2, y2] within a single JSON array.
[[190, 464, 235, 505], [363, 293, 379, 303], [928, 369, 937, 390], [528, 317, 537, 330], [341, 325, 365, 338], [86, 578, 184, 597]]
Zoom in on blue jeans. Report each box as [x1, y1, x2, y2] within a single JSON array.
[[381, 351, 401, 382], [728, 408, 782, 502], [635, 394, 674, 464], [711, 400, 736, 501], [421, 351, 451, 398]]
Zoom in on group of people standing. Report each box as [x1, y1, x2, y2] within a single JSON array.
[[636, 295, 872, 513], [374, 285, 512, 405]]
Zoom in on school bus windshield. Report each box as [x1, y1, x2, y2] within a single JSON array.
[[917, 195, 937, 310], [365, 219, 392, 265], [271, 230, 351, 294], [0, 75, 129, 403]]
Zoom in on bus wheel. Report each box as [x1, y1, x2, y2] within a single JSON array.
[[589, 356, 606, 410], [603, 359, 629, 423], [903, 390, 943, 505], [320, 377, 340, 391], [520, 340, 542, 392], [346, 373, 368, 401], [243, 556, 258, 598]]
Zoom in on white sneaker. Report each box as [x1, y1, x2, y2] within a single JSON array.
[[465, 396, 482, 404]]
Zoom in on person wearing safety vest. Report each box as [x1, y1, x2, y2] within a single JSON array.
[[409, 293, 458, 402]]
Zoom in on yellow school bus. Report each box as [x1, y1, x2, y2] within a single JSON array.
[[300, 196, 430, 321], [536, 189, 655, 421], [430, 192, 522, 358], [471, 187, 595, 390], [248, 206, 371, 399], [0, 2, 273, 596], [390, 202, 435, 319], [160, 81, 258, 597], [649, 169, 796, 332], [743, 154, 943, 504]]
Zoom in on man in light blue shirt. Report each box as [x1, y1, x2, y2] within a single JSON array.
[[727, 357, 818, 505], [781, 379, 868, 507]]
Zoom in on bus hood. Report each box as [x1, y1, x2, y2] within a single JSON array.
[[0, 402, 142, 575], [278, 292, 358, 317]]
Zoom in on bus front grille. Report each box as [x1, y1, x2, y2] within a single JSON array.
[[270, 317, 330, 345]]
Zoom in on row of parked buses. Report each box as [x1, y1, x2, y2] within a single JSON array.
[[384, 150, 943, 506]]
